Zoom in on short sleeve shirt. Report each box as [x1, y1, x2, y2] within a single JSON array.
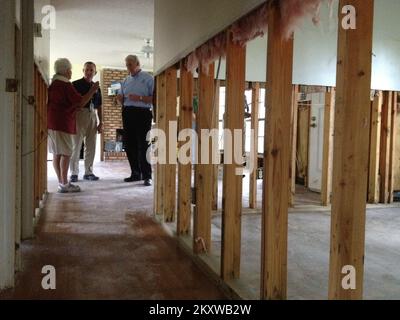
[[72, 78, 102, 109], [47, 80, 82, 134], [120, 71, 154, 109]]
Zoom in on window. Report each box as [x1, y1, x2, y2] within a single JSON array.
[[217, 87, 266, 154]]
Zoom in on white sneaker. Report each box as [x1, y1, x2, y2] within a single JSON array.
[[58, 183, 81, 194]]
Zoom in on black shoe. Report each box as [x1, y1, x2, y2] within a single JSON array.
[[70, 175, 78, 183], [83, 174, 100, 181], [124, 176, 142, 183], [144, 179, 152, 187]]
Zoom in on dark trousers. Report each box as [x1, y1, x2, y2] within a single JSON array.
[[122, 107, 153, 180]]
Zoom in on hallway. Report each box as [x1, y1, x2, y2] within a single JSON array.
[[0, 162, 225, 300]]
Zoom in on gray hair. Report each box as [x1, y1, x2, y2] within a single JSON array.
[[54, 58, 72, 75], [125, 55, 140, 66]]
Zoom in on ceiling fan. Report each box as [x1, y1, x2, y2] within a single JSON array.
[[110, 38, 154, 63], [142, 39, 154, 59], [136, 38, 154, 59]]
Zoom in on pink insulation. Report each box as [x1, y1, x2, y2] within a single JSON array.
[[186, 32, 227, 73], [280, 0, 334, 38], [185, 0, 335, 74], [231, 2, 269, 46]]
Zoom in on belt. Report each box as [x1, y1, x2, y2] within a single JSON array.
[[123, 105, 151, 110], [80, 108, 95, 113]]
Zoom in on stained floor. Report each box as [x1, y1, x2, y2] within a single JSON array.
[[208, 206, 400, 300], [168, 171, 400, 300], [0, 161, 226, 300]]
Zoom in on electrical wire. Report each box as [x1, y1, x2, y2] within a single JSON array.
[[20, 93, 49, 158]]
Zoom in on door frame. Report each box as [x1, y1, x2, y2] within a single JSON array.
[[0, 0, 17, 290]]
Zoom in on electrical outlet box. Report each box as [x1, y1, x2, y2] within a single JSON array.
[[5, 79, 18, 92]]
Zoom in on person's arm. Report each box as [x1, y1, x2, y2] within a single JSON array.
[[97, 106, 103, 133], [97, 91, 103, 134], [128, 77, 154, 104], [79, 82, 99, 108], [116, 80, 125, 105], [67, 82, 96, 109]]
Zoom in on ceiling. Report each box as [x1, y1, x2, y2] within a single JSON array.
[[50, 0, 154, 75]]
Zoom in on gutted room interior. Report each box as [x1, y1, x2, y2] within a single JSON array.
[[0, 0, 400, 301]]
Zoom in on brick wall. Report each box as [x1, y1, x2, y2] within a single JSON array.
[[101, 68, 129, 161]]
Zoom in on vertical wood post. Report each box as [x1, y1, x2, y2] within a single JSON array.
[[388, 92, 398, 203], [177, 62, 194, 235], [221, 31, 246, 280], [261, 5, 294, 300], [211, 80, 221, 211], [249, 82, 260, 209], [34, 67, 41, 209], [368, 92, 382, 203], [193, 63, 215, 253], [21, 0, 35, 240], [0, 0, 16, 290], [14, 24, 22, 272], [289, 85, 299, 207], [154, 73, 166, 217], [164, 67, 178, 222], [328, 0, 374, 300], [321, 91, 335, 206], [380, 91, 393, 204]]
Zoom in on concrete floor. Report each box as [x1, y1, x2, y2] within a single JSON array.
[[171, 172, 400, 300], [0, 161, 225, 300], [208, 207, 400, 300]]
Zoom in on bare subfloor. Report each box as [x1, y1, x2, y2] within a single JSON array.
[[2, 161, 399, 300], [172, 172, 400, 300], [0, 161, 225, 300], [209, 206, 400, 300]]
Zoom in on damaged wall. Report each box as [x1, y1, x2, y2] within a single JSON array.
[[15, 0, 50, 80], [34, 0, 51, 81], [395, 112, 400, 191], [154, 0, 264, 74], [155, 0, 400, 91]]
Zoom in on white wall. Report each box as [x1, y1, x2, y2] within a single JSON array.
[[34, 0, 51, 81], [156, 0, 400, 91], [15, 0, 20, 25], [240, 3, 337, 85], [15, 0, 51, 81], [371, 0, 400, 91], [292, 0, 400, 90], [154, 0, 264, 74]]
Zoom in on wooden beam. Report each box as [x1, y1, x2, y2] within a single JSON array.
[[388, 92, 397, 203], [177, 62, 194, 235], [154, 73, 166, 217], [321, 91, 335, 206], [0, 0, 16, 290], [249, 82, 260, 209], [328, 0, 374, 300], [164, 67, 178, 222], [289, 85, 299, 207], [261, 5, 294, 300], [368, 92, 382, 204], [211, 80, 221, 211], [34, 67, 41, 210], [194, 63, 215, 253], [221, 31, 246, 280], [21, 0, 35, 239], [380, 91, 393, 204], [14, 24, 22, 272]]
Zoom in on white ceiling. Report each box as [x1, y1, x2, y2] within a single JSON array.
[[50, 0, 154, 73]]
